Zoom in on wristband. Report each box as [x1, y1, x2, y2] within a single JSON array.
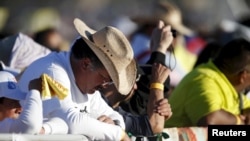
[[150, 83, 164, 90], [235, 115, 241, 125]]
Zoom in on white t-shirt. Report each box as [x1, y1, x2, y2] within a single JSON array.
[[18, 51, 125, 141], [0, 90, 42, 134]]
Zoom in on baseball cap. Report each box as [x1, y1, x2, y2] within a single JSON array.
[[0, 71, 26, 100]]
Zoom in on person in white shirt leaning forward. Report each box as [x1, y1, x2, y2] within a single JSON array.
[[0, 71, 43, 134]]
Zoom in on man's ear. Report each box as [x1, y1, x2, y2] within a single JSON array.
[[239, 70, 249, 84], [14, 107, 22, 114], [80, 58, 92, 70]]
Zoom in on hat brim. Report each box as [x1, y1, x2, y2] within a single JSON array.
[[74, 18, 137, 95], [6, 90, 26, 101], [1, 82, 27, 101], [173, 23, 193, 36], [131, 17, 193, 36]]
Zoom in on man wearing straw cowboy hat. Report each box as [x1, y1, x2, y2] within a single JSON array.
[[18, 18, 136, 140]]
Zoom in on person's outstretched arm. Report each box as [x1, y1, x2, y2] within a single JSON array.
[[147, 20, 173, 134], [147, 63, 172, 133]]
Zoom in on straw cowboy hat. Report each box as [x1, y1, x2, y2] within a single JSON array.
[[73, 18, 137, 95], [131, 0, 194, 36]]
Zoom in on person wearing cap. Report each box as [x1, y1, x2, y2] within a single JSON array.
[[99, 20, 172, 139], [0, 71, 42, 134], [0, 71, 68, 135], [18, 18, 136, 141], [165, 38, 250, 127]]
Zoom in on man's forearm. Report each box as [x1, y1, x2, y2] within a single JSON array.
[[147, 88, 165, 134], [53, 108, 125, 141]]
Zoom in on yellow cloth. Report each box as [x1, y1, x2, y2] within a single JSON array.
[[41, 73, 68, 100]]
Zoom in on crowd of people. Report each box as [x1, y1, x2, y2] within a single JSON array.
[[1, 0, 250, 141], [0, 17, 173, 141]]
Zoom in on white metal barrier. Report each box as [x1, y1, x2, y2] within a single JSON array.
[[0, 134, 89, 141]]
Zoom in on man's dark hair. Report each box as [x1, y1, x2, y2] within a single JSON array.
[[71, 37, 104, 69], [0, 97, 5, 104], [33, 28, 60, 52], [213, 38, 250, 74], [193, 41, 222, 68]]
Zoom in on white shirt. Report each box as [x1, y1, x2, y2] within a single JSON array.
[[0, 90, 42, 134], [18, 51, 125, 141], [1, 33, 51, 71]]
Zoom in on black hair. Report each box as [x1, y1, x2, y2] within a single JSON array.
[[33, 28, 56, 42], [0, 97, 5, 104], [193, 41, 222, 68], [71, 37, 104, 69], [33, 28, 60, 51], [213, 38, 250, 74]]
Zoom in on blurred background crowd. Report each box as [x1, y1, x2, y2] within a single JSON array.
[[0, 0, 250, 42], [1, 0, 250, 91], [1, 0, 250, 139]]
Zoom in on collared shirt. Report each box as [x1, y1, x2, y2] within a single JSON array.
[[165, 60, 250, 127]]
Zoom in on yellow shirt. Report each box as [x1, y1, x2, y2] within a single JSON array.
[[165, 60, 250, 127]]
